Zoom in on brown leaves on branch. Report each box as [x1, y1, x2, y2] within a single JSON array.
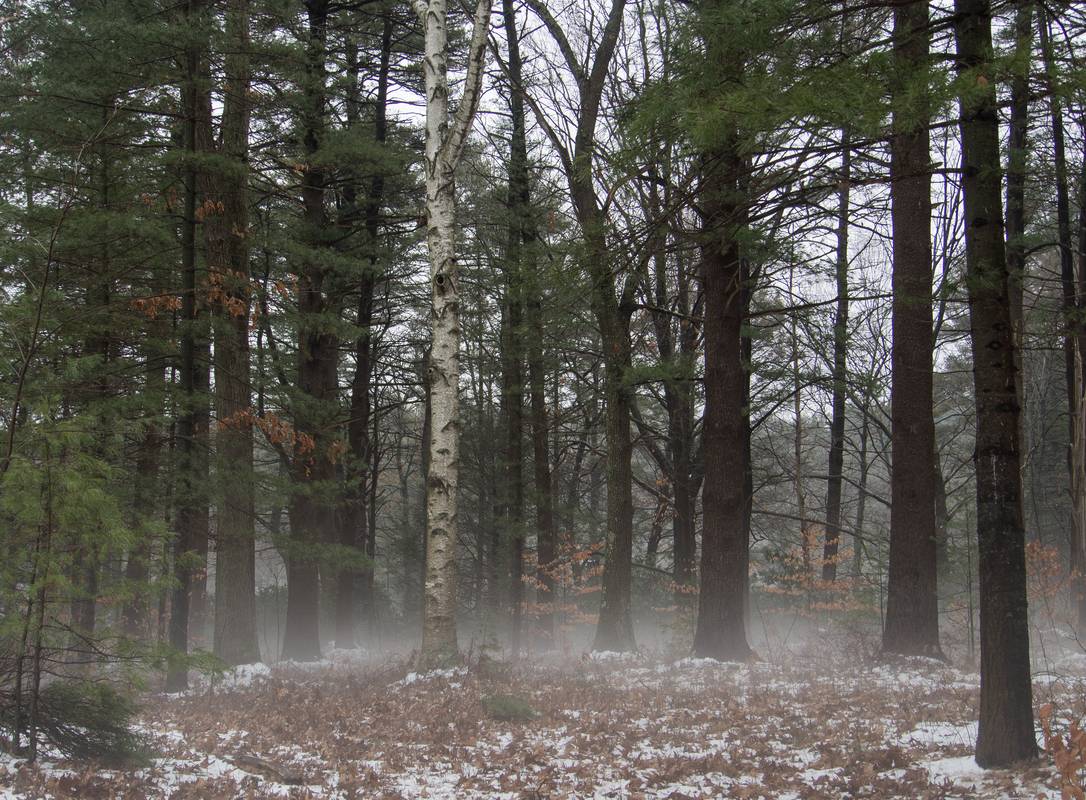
[[219, 409, 315, 458], [205, 269, 251, 319], [1041, 704, 1086, 800], [130, 294, 182, 319]]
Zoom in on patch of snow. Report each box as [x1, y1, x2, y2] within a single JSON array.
[[215, 662, 272, 690], [921, 755, 985, 784], [903, 721, 978, 749], [585, 650, 642, 663], [670, 656, 744, 669], [393, 666, 467, 687]]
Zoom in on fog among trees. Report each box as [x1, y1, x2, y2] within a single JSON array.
[[1, 0, 1086, 795]]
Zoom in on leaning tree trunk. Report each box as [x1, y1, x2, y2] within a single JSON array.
[[955, 0, 1037, 766], [882, 0, 942, 658], [415, 0, 492, 667]]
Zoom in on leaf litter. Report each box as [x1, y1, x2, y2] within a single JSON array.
[[0, 647, 1077, 798]]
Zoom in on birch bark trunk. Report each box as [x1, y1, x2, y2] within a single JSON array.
[[415, 0, 492, 667]]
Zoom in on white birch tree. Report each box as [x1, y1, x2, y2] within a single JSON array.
[[413, 0, 492, 666]]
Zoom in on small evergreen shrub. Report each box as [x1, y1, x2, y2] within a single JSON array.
[[4, 681, 150, 766], [481, 693, 539, 722]]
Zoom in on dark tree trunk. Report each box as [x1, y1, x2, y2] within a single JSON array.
[[1079, 122, 1086, 622], [645, 183, 698, 605], [336, 12, 392, 650], [590, 297, 636, 652], [208, 0, 259, 667], [693, 134, 752, 662], [790, 262, 809, 597], [167, 0, 205, 691], [283, 0, 334, 662], [190, 342, 211, 643], [580, 205, 636, 652], [739, 206, 754, 633], [364, 15, 392, 638], [1005, 1, 1031, 422], [852, 399, 872, 578], [499, 288, 525, 653], [1077, 119, 1086, 573], [822, 130, 851, 583], [501, 0, 551, 651], [883, 0, 941, 658], [497, 237, 522, 632], [366, 412, 380, 629], [336, 302, 371, 651], [123, 341, 165, 638], [934, 446, 949, 575], [528, 289, 555, 643], [525, 0, 632, 652], [1039, 12, 1086, 628], [954, 0, 1037, 766], [501, 0, 532, 654], [190, 85, 214, 635], [71, 106, 114, 643]]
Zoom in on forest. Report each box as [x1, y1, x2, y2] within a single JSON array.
[[1, 0, 1086, 796]]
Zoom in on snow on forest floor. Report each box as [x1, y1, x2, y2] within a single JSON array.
[[1, 646, 1082, 798]]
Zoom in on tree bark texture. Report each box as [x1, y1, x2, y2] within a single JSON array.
[[883, 0, 941, 658], [822, 129, 851, 583], [283, 0, 335, 663], [416, 0, 492, 666], [693, 136, 752, 662], [208, 0, 259, 667], [955, 0, 1037, 766]]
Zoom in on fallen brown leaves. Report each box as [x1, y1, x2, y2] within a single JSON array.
[[0, 651, 1068, 799]]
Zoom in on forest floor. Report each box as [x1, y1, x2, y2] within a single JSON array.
[[0, 641, 1081, 799]]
